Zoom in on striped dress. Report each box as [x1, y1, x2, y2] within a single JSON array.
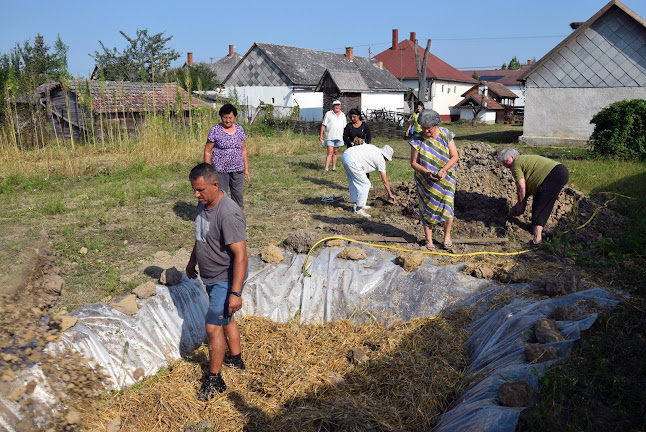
[[410, 127, 456, 225]]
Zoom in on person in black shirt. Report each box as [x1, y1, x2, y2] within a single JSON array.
[[343, 108, 372, 147]]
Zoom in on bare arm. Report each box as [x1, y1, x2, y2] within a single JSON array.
[[379, 171, 395, 202], [185, 243, 198, 279], [410, 147, 430, 176], [405, 120, 414, 137], [204, 141, 214, 164], [227, 240, 248, 315], [438, 139, 459, 180], [242, 140, 250, 182], [319, 124, 325, 141], [511, 178, 528, 216]]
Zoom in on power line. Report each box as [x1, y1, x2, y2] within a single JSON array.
[[319, 34, 567, 52]]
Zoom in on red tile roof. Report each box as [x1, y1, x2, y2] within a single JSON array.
[[374, 39, 477, 83], [454, 94, 504, 110]]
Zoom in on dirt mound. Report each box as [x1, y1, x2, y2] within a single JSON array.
[[390, 143, 626, 245], [0, 247, 107, 430]]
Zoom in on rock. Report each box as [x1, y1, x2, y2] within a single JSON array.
[[15, 418, 38, 432], [496, 263, 530, 283], [550, 305, 573, 321], [326, 239, 344, 248], [1, 369, 15, 382], [65, 407, 81, 425], [133, 281, 157, 299], [536, 266, 581, 296], [25, 381, 37, 395], [524, 343, 558, 363], [133, 368, 145, 381], [469, 264, 495, 280], [43, 275, 64, 295], [498, 381, 537, 407], [7, 385, 25, 402], [106, 417, 122, 432], [59, 315, 77, 331], [283, 230, 322, 254], [338, 246, 367, 260], [111, 295, 138, 316], [534, 319, 565, 343], [159, 267, 182, 286], [260, 245, 284, 264], [347, 347, 369, 365], [79, 247, 88, 255], [326, 371, 346, 388], [395, 252, 424, 272]]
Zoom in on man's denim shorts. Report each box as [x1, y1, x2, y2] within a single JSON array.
[[326, 139, 344, 147], [204, 281, 244, 326]]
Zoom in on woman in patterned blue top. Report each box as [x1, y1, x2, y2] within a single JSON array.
[[204, 103, 250, 209], [409, 109, 459, 250]]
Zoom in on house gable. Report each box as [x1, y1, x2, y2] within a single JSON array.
[[521, 1, 646, 88], [226, 45, 292, 87]]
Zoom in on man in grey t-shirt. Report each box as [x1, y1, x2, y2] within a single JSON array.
[[186, 163, 248, 401]]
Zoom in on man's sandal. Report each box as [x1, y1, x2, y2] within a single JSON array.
[[425, 242, 436, 250], [443, 240, 453, 249]]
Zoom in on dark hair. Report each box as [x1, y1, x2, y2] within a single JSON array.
[[348, 108, 362, 118], [415, 101, 425, 110], [219, 103, 238, 117], [189, 163, 219, 183]]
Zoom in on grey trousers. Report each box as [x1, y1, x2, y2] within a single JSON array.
[[217, 171, 245, 209]]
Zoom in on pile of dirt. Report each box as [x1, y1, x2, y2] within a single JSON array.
[[0, 247, 107, 431], [389, 143, 626, 245]]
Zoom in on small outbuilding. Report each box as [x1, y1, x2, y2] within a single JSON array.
[[454, 81, 519, 124]]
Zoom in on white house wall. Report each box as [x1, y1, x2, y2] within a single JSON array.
[[291, 90, 323, 121], [361, 92, 405, 113], [459, 109, 497, 124], [402, 78, 473, 118], [507, 85, 526, 107], [521, 87, 646, 145]]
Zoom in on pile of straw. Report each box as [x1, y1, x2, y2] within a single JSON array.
[[80, 314, 469, 431]]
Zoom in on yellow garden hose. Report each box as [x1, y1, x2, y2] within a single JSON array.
[[301, 192, 632, 277]]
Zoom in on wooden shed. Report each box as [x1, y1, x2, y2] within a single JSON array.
[[32, 81, 202, 141]]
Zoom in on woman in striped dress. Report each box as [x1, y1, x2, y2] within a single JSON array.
[[409, 109, 459, 250]]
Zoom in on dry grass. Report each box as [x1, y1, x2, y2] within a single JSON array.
[[80, 315, 469, 431]]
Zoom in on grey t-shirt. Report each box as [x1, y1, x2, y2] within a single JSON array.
[[194, 195, 247, 284]]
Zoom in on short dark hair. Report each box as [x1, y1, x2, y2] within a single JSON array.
[[189, 163, 219, 183], [415, 101, 425, 110], [348, 108, 362, 118], [219, 103, 238, 117]]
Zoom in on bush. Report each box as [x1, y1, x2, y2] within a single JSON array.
[[589, 99, 646, 160]]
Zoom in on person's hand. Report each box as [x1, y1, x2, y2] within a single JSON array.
[[185, 261, 198, 279], [510, 203, 524, 217], [244, 170, 251, 182], [388, 193, 396, 203], [438, 168, 447, 180], [227, 294, 242, 315]]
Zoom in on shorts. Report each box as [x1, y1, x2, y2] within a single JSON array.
[[326, 139, 344, 148], [204, 281, 245, 326]]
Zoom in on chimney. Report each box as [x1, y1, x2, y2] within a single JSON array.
[[376, 61, 383, 69], [392, 29, 399, 50], [187, 52, 193, 66], [345, 47, 354, 62], [527, 59, 532, 65], [228, 45, 234, 57], [410, 32, 416, 41]]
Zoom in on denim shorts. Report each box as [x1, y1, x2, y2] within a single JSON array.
[[205, 281, 244, 326], [326, 139, 344, 148]]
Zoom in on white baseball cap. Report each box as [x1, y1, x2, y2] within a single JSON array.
[[332, 100, 341, 105]]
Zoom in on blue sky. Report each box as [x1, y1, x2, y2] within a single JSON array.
[[1, 0, 645, 78]]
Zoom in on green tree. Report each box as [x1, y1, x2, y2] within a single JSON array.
[[164, 64, 219, 91], [508, 56, 522, 70], [91, 29, 180, 82], [472, 70, 479, 80], [52, 34, 71, 80], [500, 62, 507, 70]]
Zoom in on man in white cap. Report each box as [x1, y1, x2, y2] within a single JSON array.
[[319, 100, 347, 171], [341, 144, 396, 217]]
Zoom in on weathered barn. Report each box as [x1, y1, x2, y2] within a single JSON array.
[[32, 81, 201, 141], [519, 0, 646, 145]]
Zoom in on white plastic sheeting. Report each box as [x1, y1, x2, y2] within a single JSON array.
[[434, 285, 621, 432], [0, 247, 623, 432]]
